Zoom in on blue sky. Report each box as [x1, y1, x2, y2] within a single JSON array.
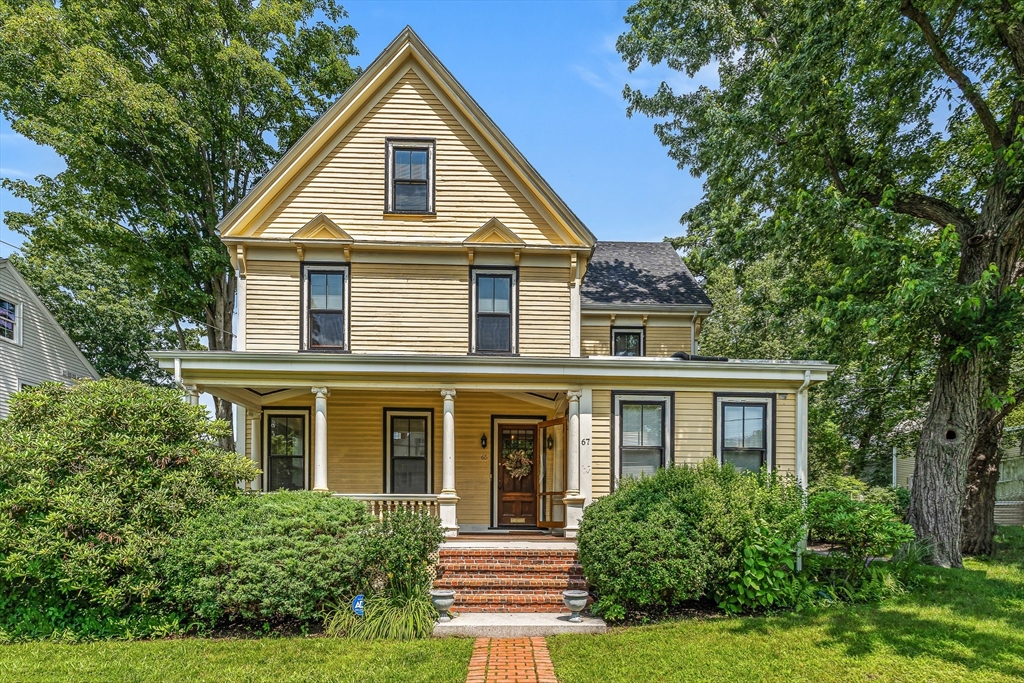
[[0, 0, 715, 258]]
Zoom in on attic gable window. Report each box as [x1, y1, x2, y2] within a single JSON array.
[[385, 138, 435, 214]]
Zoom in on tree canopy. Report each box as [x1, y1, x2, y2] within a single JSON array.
[[0, 0, 361, 430], [619, 0, 1024, 566]]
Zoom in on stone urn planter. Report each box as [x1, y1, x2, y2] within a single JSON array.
[[430, 589, 456, 623], [562, 590, 589, 623]]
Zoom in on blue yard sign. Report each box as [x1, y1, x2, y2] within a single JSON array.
[[352, 594, 365, 617]]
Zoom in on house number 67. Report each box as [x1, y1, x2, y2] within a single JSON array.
[[580, 438, 591, 446]]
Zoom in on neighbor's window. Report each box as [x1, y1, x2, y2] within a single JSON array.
[[612, 328, 644, 356], [303, 267, 348, 351], [614, 394, 672, 485], [387, 411, 432, 494], [716, 396, 773, 472], [472, 270, 517, 354], [386, 138, 435, 213], [267, 413, 307, 491], [0, 298, 16, 342]]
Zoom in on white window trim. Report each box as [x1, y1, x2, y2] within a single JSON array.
[[263, 409, 311, 492], [384, 409, 434, 494], [0, 296, 21, 346], [385, 137, 436, 214], [470, 268, 518, 355], [612, 392, 673, 489], [715, 394, 774, 472], [300, 264, 350, 352], [611, 326, 645, 357]]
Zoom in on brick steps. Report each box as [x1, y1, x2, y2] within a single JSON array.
[[434, 546, 588, 614]]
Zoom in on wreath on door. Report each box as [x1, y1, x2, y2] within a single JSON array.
[[502, 440, 533, 479]]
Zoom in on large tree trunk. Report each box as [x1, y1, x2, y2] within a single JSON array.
[[907, 353, 985, 568], [207, 269, 237, 452], [961, 414, 1005, 556]]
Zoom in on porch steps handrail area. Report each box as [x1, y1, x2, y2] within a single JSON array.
[[434, 547, 587, 613], [334, 493, 440, 520]]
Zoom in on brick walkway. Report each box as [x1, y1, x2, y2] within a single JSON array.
[[466, 637, 557, 683]]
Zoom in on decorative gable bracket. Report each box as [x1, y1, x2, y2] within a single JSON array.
[[289, 213, 355, 261], [463, 218, 526, 248]]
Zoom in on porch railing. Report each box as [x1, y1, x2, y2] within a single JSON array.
[[334, 493, 440, 520]]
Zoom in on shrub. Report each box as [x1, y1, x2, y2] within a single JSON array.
[[159, 492, 371, 628], [323, 509, 444, 640], [807, 489, 915, 591], [577, 460, 805, 621], [717, 527, 808, 614], [0, 379, 257, 640]]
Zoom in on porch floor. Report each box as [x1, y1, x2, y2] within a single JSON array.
[[444, 535, 577, 550]]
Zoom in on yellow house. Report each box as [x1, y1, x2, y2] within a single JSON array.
[[153, 28, 834, 539]]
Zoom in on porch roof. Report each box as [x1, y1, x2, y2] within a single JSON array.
[[152, 351, 835, 408]]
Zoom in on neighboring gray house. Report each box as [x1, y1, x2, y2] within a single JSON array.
[[0, 258, 99, 416]]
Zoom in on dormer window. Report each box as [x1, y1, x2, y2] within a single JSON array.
[[385, 138, 435, 214], [612, 327, 644, 356]]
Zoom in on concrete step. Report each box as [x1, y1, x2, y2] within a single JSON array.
[[434, 612, 606, 638]]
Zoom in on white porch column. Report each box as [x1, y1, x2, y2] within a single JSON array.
[[248, 409, 262, 491], [184, 384, 199, 406], [312, 387, 330, 491], [564, 389, 585, 538], [438, 389, 459, 537], [795, 370, 811, 570]]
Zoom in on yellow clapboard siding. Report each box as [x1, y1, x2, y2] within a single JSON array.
[[581, 325, 610, 357], [519, 266, 571, 356], [258, 69, 566, 246], [246, 260, 300, 351], [591, 390, 612, 498], [775, 396, 797, 476], [349, 263, 469, 354], [645, 326, 692, 357], [675, 391, 714, 467]]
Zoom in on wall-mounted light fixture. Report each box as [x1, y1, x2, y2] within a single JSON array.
[[480, 433, 488, 449], [546, 435, 555, 450]]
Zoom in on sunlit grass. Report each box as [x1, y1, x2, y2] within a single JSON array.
[[548, 526, 1024, 683]]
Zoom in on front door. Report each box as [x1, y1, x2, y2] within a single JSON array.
[[497, 425, 537, 527]]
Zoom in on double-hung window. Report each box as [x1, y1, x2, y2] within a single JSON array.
[[302, 265, 348, 351], [471, 269, 517, 354], [613, 393, 673, 486], [385, 410, 433, 494], [265, 411, 308, 491], [0, 298, 18, 344], [716, 395, 773, 472], [612, 327, 644, 356], [385, 138, 435, 214]]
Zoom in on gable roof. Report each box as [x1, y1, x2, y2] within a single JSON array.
[[0, 258, 100, 379], [219, 27, 596, 248], [581, 242, 712, 309]]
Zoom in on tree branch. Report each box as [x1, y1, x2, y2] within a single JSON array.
[[901, 0, 1006, 151], [857, 188, 975, 234]]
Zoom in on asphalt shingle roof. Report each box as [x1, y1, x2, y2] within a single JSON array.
[[581, 242, 712, 308]]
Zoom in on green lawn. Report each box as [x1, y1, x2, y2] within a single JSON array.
[[3, 529, 1023, 683], [548, 526, 1024, 683], [0, 637, 473, 683]]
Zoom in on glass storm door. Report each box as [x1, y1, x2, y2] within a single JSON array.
[[537, 418, 566, 529]]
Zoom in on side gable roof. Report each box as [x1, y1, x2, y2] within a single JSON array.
[[0, 258, 100, 379], [219, 27, 596, 248], [581, 242, 712, 309]]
